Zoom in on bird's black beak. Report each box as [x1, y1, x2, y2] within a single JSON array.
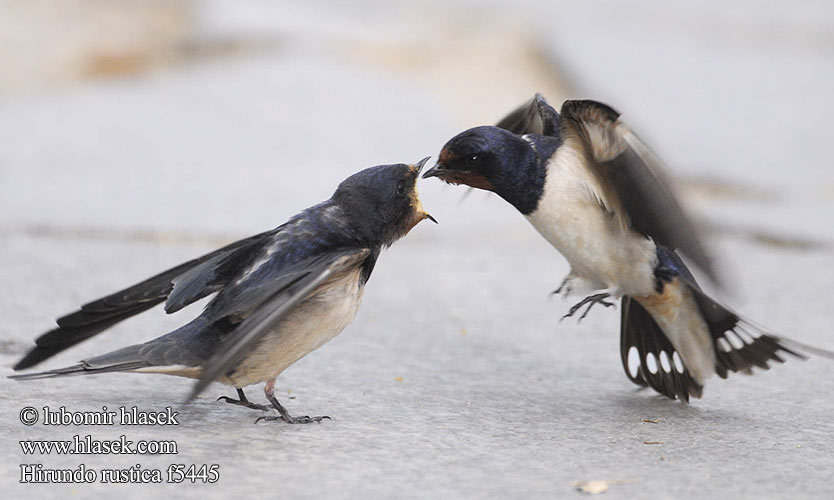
[[412, 156, 431, 176], [422, 162, 445, 179]]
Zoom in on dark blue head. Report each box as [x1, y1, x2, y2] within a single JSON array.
[[422, 126, 548, 214], [332, 159, 436, 246]]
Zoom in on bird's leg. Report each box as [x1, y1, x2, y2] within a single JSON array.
[[561, 293, 615, 322], [550, 274, 597, 300], [550, 277, 571, 298], [254, 379, 331, 424], [217, 388, 271, 411]]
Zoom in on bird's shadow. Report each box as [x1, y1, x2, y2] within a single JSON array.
[[602, 387, 756, 426]]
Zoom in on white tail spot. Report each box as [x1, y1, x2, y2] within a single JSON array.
[[718, 338, 732, 352], [672, 352, 685, 373], [627, 347, 640, 378], [659, 351, 672, 373], [735, 328, 757, 343], [646, 353, 658, 374], [728, 333, 745, 350]]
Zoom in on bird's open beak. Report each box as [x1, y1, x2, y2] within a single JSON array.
[[412, 156, 431, 176], [422, 162, 445, 179], [421, 162, 493, 190], [410, 157, 437, 225]]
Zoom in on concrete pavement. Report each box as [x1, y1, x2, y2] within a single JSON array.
[[2, 1, 833, 498]]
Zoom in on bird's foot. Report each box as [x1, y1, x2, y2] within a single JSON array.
[[255, 414, 331, 424], [217, 389, 270, 411], [550, 278, 569, 298], [217, 396, 270, 411], [561, 293, 615, 322], [256, 392, 331, 424], [550, 275, 597, 299]]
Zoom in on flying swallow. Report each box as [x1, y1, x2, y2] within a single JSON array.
[[11, 159, 436, 422], [423, 94, 832, 401]]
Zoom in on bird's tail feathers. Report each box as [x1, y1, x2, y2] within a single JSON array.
[[9, 361, 149, 380], [775, 337, 834, 360], [686, 285, 834, 377], [9, 344, 151, 381], [621, 245, 834, 402], [620, 296, 704, 401]]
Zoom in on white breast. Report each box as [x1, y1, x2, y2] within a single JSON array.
[[524, 144, 657, 297], [228, 268, 364, 387]]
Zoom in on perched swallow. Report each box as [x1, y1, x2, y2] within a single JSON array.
[[424, 94, 832, 401], [11, 160, 436, 422]]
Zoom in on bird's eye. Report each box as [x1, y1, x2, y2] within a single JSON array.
[[466, 155, 480, 168], [396, 180, 406, 196]]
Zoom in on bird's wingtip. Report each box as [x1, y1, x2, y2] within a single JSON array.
[[186, 377, 212, 404]]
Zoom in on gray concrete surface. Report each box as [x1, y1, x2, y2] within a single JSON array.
[[2, 1, 834, 498]]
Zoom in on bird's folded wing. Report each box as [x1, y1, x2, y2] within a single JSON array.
[[495, 93, 560, 137], [560, 99, 718, 284], [14, 230, 273, 370], [188, 247, 370, 401]]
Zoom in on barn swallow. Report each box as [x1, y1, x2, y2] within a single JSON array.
[[11, 159, 436, 423], [424, 94, 833, 401]]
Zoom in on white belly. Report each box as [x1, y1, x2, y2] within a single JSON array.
[[227, 269, 364, 387], [525, 148, 657, 297]]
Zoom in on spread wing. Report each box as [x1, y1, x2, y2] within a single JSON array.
[[14, 230, 274, 370], [495, 93, 560, 137], [559, 99, 718, 284], [188, 247, 371, 400]]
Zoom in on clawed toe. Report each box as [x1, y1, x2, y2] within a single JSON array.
[[225, 385, 333, 423], [550, 278, 570, 298], [217, 391, 270, 411], [561, 293, 615, 322], [255, 415, 331, 424]]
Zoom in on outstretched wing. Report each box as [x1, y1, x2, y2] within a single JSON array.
[[188, 247, 371, 400], [14, 230, 273, 370], [559, 99, 718, 284], [495, 93, 560, 137]]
